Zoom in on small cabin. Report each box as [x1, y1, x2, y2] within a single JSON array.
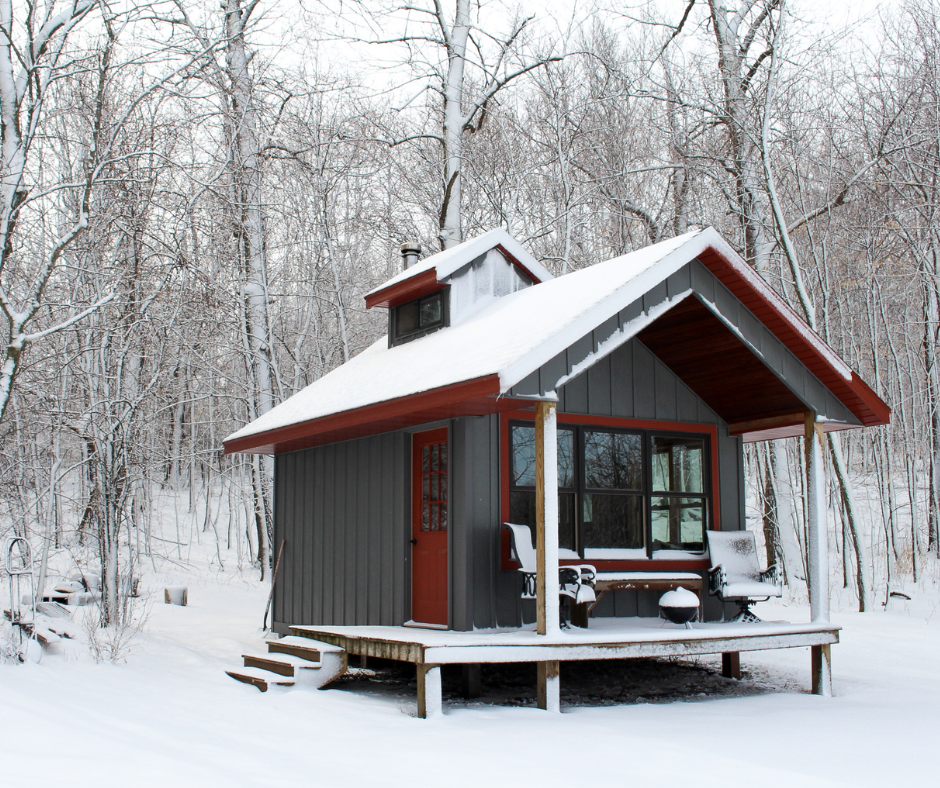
[[224, 228, 889, 639]]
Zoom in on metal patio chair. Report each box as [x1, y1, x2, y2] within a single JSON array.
[[502, 523, 596, 628], [706, 530, 782, 623]]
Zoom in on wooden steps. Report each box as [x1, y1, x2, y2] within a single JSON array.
[[243, 652, 323, 677], [226, 666, 296, 692], [226, 635, 347, 692], [266, 635, 325, 661]]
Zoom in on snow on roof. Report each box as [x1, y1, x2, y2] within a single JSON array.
[[226, 230, 708, 444], [224, 227, 860, 446], [365, 228, 554, 300]]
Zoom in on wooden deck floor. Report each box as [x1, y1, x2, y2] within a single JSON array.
[[292, 617, 839, 665], [288, 618, 839, 717]]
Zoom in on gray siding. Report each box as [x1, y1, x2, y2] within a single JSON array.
[[272, 431, 408, 632], [451, 414, 528, 630]]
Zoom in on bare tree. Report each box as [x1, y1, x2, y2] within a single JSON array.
[[356, 0, 565, 249]]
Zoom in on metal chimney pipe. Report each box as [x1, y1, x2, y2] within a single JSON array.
[[400, 241, 421, 270]]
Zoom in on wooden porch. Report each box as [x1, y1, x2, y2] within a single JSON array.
[[291, 617, 839, 717]]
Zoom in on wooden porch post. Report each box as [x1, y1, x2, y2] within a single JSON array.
[[535, 399, 562, 712], [804, 412, 830, 625], [537, 660, 561, 712], [535, 399, 560, 637], [805, 412, 832, 697], [811, 644, 832, 697], [417, 663, 443, 718]]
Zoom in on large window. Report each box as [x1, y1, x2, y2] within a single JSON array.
[[508, 421, 710, 559]]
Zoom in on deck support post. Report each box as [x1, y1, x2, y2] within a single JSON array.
[[811, 644, 832, 696], [461, 664, 482, 698], [721, 652, 741, 679], [537, 660, 561, 712], [535, 399, 560, 636], [416, 663, 443, 719], [805, 413, 830, 624]]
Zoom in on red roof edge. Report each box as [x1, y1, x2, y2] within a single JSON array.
[[365, 269, 441, 310], [494, 244, 542, 285], [224, 374, 505, 455], [696, 245, 890, 429]]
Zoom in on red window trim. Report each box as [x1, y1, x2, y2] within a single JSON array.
[[498, 410, 719, 572]]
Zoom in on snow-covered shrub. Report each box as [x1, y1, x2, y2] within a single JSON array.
[[83, 595, 150, 664]]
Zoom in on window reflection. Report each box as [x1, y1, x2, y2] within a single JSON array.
[[584, 430, 642, 490], [651, 496, 705, 551], [652, 436, 704, 493], [511, 426, 574, 488]]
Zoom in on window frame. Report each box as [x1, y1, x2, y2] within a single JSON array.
[[389, 289, 449, 346], [501, 411, 719, 570]]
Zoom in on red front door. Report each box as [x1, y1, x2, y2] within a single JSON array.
[[411, 428, 448, 626]]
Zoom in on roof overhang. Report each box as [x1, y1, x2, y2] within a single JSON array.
[[364, 269, 445, 310], [223, 375, 535, 455], [693, 245, 890, 432], [635, 295, 874, 442]]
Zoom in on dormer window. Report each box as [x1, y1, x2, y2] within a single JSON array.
[[390, 290, 448, 346]]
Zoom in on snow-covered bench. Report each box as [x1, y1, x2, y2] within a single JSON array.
[[575, 572, 704, 626]]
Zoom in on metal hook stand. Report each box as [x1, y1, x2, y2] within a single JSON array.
[[5, 537, 37, 661]]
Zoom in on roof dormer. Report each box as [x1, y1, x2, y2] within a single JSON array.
[[366, 230, 553, 348]]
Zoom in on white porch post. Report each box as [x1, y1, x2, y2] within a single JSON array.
[[535, 399, 560, 637], [805, 412, 832, 696], [804, 412, 830, 624], [535, 399, 561, 712]]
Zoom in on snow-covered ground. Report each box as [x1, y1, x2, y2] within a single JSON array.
[[1, 562, 937, 787], [1, 483, 936, 787]]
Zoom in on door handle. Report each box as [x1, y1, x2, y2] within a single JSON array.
[[410, 538, 418, 546]]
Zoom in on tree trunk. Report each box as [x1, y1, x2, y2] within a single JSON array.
[[439, 0, 471, 250]]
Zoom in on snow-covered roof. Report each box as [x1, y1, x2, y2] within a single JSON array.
[[224, 227, 887, 452], [364, 229, 553, 307]]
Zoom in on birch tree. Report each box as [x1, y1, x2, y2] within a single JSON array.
[[0, 1, 105, 422], [170, 0, 277, 575], [360, 1, 564, 249]]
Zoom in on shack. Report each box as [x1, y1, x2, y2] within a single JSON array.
[[224, 228, 889, 714]]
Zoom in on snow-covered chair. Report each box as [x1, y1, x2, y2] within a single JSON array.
[[502, 523, 596, 628], [706, 530, 782, 623]]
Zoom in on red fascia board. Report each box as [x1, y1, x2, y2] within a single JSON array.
[[696, 246, 891, 428], [224, 375, 511, 455], [364, 269, 442, 309], [494, 244, 542, 285]]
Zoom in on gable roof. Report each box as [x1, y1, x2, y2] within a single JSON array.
[[224, 227, 889, 454], [364, 228, 554, 309]]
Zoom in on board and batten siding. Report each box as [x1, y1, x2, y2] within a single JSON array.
[[271, 431, 408, 633]]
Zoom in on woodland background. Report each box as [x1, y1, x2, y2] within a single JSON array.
[[2, 0, 939, 629]]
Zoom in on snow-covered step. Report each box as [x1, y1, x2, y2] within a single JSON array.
[[226, 666, 295, 692], [243, 651, 321, 677], [266, 635, 342, 661], [226, 635, 348, 692], [269, 636, 347, 688]]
